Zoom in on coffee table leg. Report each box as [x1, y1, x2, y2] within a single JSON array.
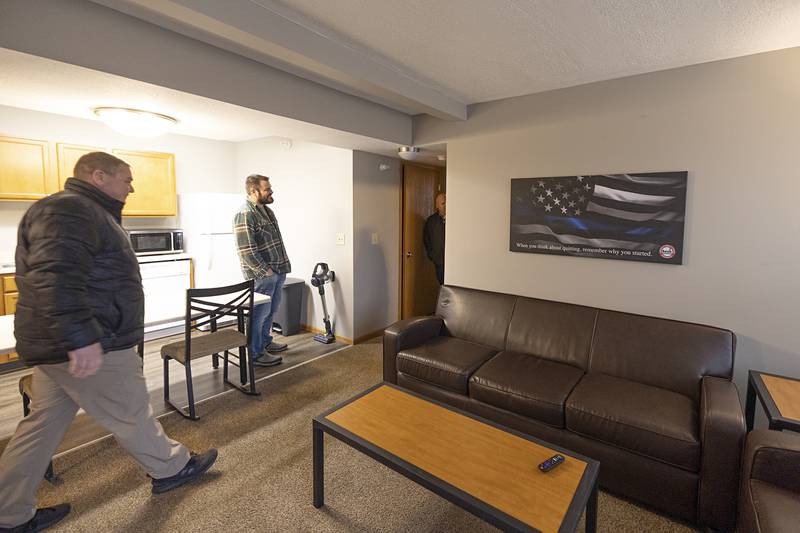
[[313, 423, 324, 508], [586, 480, 598, 533], [745, 376, 756, 432]]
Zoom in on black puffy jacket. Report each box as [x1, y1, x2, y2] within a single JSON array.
[[14, 178, 144, 365]]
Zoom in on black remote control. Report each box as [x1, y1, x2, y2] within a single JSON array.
[[538, 454, 565, 472]]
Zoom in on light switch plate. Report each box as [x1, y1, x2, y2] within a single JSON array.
[[336, 232, 345, 245], [371, 232, 379, 245]]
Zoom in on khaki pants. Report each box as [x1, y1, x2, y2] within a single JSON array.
[[0, 347, 190, 528]]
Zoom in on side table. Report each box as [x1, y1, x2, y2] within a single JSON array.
[[746, 370, 800, 432]]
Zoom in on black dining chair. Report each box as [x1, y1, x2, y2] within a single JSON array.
[[161, 279, 258, 420]]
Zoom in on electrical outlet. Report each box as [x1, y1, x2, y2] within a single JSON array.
[[371, 232, 379, 245], [336, 232, 345, 245]]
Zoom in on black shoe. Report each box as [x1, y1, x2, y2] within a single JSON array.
[[253, 352, 282, 367], [0, 504, 70, 532], [266, 341, 288, 353], [151, 449, 218, 494]]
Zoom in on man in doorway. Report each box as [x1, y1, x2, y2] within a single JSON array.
[[423, 191, 446, 285], [234, 174, 291, 367], [0, 152, 218, 532]]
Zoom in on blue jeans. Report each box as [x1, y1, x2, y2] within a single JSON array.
[[249, 273, 286, 358]]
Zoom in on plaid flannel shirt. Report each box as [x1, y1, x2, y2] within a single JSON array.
[[233, 200, 291, 279]]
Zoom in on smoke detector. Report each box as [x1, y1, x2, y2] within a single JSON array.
[[398, 146, 420, 161]]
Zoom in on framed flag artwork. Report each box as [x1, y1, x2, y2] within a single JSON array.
[[510, 171, 687, 264]]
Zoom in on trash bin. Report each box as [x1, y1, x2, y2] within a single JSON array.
[[272, 277, 304, 336]]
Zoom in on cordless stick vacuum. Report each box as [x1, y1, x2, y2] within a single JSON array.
[[310, 262, 336, 344]]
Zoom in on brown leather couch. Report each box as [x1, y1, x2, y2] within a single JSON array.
[[738, 429, 800, 532], [384, 285, 745, 531]]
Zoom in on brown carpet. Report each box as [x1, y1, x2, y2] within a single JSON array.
[[33, 339, 699, 532]]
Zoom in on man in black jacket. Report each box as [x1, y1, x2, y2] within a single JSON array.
[[423, 192, 446, 285], [0, 153, 217, 532]]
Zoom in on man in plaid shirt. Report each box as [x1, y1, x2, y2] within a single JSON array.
[[233, 174, 292, 366]]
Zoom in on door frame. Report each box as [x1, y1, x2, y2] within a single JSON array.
[[398, 161, 446, 320]]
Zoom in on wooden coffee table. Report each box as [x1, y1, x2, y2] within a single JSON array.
[[313, 383, 599, 533], [746, 370, 800, 432]]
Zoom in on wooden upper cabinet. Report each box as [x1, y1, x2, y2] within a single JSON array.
[[56, 143, 106, 190], [0, 136, 56, 200], [112, 149, 177, 217]]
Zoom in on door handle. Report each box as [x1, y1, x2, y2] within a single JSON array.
[[405, 250, 412, 257]]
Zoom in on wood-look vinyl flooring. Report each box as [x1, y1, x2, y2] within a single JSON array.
[[0, 330, 346, 456]]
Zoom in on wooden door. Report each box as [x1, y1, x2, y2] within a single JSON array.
[[0, 136, 55, 200], [112, 149, 177, 216], [401, 163, 444, 318], [57, 143, 106, 189]]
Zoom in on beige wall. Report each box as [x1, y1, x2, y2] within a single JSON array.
[[414, 47, 800, 395], [352, 151, 401, 340]]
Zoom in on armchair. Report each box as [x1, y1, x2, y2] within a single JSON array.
[[738, 429, 800, 532]]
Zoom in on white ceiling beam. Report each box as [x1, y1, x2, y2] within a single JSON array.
[[90, 0, 467, 121], [0, 0, 411, 145]]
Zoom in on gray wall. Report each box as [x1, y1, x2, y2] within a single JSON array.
[[352, 151, 401, 340], [414, 47, 800, 397], [235, 138, 355, 340], [0, 0, 411, 145]]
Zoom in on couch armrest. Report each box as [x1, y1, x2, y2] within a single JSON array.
[[738, 430, 800, 533], [743, 429, 800, 493], [697, 376, 746, 531], [383, 316, 443, 383]]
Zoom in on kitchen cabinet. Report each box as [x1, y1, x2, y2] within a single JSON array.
[[2, 274, 17, 316], [56, 143, 105, 189], [3, 138, 177, 216], [0, 136, 57, 200], [112, 149, 177, 217]]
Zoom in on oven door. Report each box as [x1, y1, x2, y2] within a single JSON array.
[[130, 232, 173, 255]]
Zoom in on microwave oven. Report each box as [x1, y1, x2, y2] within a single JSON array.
[[129, 229, 184, 256]]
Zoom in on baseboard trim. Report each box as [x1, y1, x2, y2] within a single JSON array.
[[353, 328, 385, 344], [299, 325, 387, 345], [300, 324, 353, 345]]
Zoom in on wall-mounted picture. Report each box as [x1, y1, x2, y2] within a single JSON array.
[[510, 172, 687, 264]]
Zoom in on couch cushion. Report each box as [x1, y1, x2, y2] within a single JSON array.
[[750, 480, 800, 533], [436, 286, 516, 350], [589, 310, 735, 402], [566, 373, 700, 471], [397, 336, 497, 394], [505, 297, 597, 370], [469, 351, 584, 428]]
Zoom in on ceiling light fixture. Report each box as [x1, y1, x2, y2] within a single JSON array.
[[93, 107, 178, 137], [398, 146, 420, 161]]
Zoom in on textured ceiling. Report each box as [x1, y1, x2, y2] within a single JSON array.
[[272, 0, 800, 104]]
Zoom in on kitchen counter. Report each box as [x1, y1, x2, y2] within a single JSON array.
[[0, 292, 270, 356], [0, 254, 193, 275]]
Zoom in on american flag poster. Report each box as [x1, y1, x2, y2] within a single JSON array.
[[510, 172, 687, 264]]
